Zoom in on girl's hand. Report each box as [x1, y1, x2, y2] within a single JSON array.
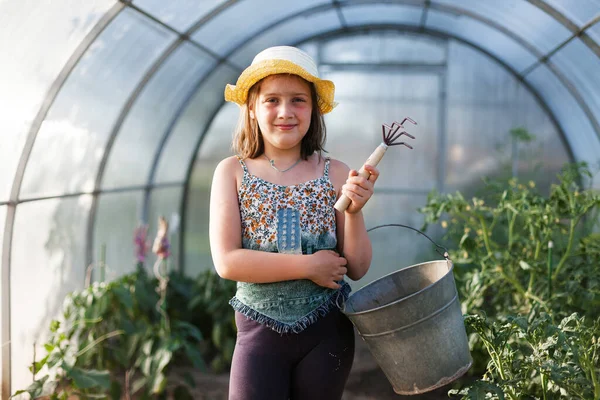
[[308, 250, 348, 289], [342, 164, 379, 214]]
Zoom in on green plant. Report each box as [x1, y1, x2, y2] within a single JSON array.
[[12, 266, 236, 399], [168, 269, 237, 373], [419, 162, 600, 398], [451, 313, 599, 399], [420, 163, 600, 320]]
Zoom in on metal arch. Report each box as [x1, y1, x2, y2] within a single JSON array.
[[143, 70, 215, 187], [84, 36, 186, 269], [101, 0, 247, 276], [123, 1, 240, 70], [521, 9, 600, 74], [297, 25, 574, 161], [143, 63, 241, 258], [420, 0, 431, 28], [122, 0, 558, 275], [581, 14, 600, 55], [212, 0, 599, 144], [542, 59, 600, 139], [332, 0, 348, 29], [217, 0, 545, 72], [114, 0, 600, 214], [84, 0, 244, 270], [177, 99, 228, 275], [526, 0, 600, 58], [203, 2, 341, 60], [0, 3, 125, 397], [184, 0, 240, 33], [426, 1, 546, 62], [176, 24, 575, 277], [134, 2, 243, 235]]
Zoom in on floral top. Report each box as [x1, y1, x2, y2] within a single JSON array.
[[230, 155, 350, 334], [237, 156, 338, 255]]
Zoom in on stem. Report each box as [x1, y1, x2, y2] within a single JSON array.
[[541, 372, 548, 400], [99, 243, 106, 283], [585, 352, 600, 399], [507, 211, 517, 250], [527, 270, 535, 293], [547, 241, 553, 299], [76, 330, 124, 357], [527, 240, 542, 294], [478, 216, 493, 257], [482, 333, 519, 400], [525, 293, 551, 312], [125, 368, 132, 400], [552, 217, 579, 279], [154, 258, 170, 333], [534, 241, 541, 260], [484, 342, 507, 381], [500, 269, 550, 312], [32, 342, 36, 381]]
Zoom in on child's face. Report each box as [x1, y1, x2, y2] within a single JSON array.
[[252, 74, 313, 151]]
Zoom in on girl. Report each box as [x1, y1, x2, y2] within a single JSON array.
[[209, 46, 378, 400]]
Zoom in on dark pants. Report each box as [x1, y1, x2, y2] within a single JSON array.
[[228, 309, 355, 400]]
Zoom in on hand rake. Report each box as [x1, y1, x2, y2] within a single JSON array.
[[334, 117, 417, 212]]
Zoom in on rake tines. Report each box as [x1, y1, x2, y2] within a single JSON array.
[[382, 117, 417, 148]]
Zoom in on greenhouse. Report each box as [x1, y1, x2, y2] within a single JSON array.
[[1, 0, 599, 398]]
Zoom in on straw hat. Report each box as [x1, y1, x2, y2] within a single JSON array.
[[224, 46, 337, 114]]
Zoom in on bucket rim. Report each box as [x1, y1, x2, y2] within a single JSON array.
[[342, 258, 454, 316]]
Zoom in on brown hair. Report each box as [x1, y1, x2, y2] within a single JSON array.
[[231, 74, 327, 160]]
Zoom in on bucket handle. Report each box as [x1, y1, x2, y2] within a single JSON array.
[[367, 223, 450, 260]]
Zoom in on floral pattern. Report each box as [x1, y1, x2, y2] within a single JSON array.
[[237, 156, 338, 254]]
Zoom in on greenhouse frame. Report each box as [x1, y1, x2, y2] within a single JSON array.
[[1, 0, 599, 397]]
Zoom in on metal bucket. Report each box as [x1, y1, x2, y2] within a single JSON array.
[[342, 224, 472, 395]]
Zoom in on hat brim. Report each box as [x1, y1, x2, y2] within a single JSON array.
[[224, 59, 337, 114]]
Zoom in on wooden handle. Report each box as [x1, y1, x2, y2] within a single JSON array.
[[334, 143, 387, 212]]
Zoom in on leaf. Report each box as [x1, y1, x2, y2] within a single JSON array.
[[11, 375, 49, 399], [174, 320, 203, 342], [509, 315, 528, 332], [152, 372, 168, 394], [188, 294, 203, 310], [141, 339, 154, 356], [212, 323, 223, 348], [518, 261, 532, 270], [153, 348, 173, 375], [74, 393, 110, 399], [183, 342, 207, 371], [65, 366, 111, 389], [113, 285, 133, 309], [132, 377, 148, 395], [49, 320, 60, 333], [464, 380, 506, 399], [30, 354, 49, 374]]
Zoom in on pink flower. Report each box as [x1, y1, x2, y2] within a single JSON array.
[[134, 224, 150, 263]]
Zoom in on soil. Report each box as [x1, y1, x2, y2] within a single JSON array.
[[179, 334, 462, 400]]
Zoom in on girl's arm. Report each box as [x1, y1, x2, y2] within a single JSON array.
[[330, 159, 378, 281], [209, 156, 347, 289]]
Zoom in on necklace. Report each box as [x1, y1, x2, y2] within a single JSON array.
[[263, 154, 302, 173]]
